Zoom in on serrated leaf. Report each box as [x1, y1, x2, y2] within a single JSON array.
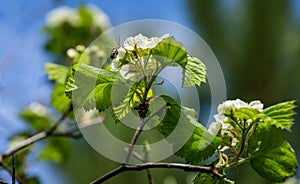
[[263, 101, 296, 131], [248, 122, 298, 181], [111, 90, 135, 122], [45, 63, 69, 84], [248, 122, 285, 156], [233, 108, 259, 121], [51, 83, 72, 113], [65, 64, 119, 111], [154, 95, 221, 163], [152, 37, 187, 67], [250, 142, 297, 182], [193, 173, 234, 184], [182, 56, 206, 87]]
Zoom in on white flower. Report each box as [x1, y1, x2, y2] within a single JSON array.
[[110, 33, 170, 79], [217, 99, 263, 115], [123, 33, 170, 50], [249, 100, 264, 112], [46, 6, 80, 27], [213, 99, 265, 150], [120, 64, 135, 79], [110, 48, 126, 71], [207, 122, 221, 134], [86, 4, 110, 29]]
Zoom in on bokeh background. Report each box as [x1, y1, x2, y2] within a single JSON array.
[[1, 0, 300, 183]]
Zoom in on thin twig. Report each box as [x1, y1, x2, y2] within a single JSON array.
[[146, 168, 155, 184], [144, 152, 154, 184], [2, 108, 72, 159], [124, 118, 147, 164], [124, 148, 144, 162], [0, 161, 22, 184], [12, 153, 15, 184], [47, 107, 73, 133], [90, 162, 222, 184]]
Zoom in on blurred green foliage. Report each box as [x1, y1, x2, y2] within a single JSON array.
[[44, 5, 110, 65], [187, 0, 300, 183]]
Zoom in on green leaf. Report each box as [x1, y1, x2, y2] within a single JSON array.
[[19, 106, 52, 131], [51, 83, 72, 113], [233, 108, 259, 121], [263, 101, 296, 131], [45, 63, 69, 84], [248, 122, 298, 182], [65, 64, 118, 111], [182, 56, 206, 87], [152, 37, 187, 67], [38, 138, 70, 163], [248, 122, 285, 157], [111, 90, 135, 123], [193, 173, 234, 184], [155, 95, 222, 163], [250, 142, 297, 182]]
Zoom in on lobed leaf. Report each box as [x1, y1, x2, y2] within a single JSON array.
[[233, 108, 259, 121], [154, 95, 221, 163], [45, 63, 69, 84], [152, 37, 187, 67], [263, 101, 296, 131], [248, 122, 298, 181], [182, 56, 206, 87], [111, 90, 135, 123], [51, 83, 72, 113], [65, 64, 118, 111]]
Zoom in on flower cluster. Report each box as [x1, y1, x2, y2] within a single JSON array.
[[208, 99, 264, 149], [46, 5, 110, 29], [110, 33, 170, 80]]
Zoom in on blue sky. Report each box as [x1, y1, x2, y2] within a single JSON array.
[[0, 0, 193, 183], [0, 0, 192, 137], [1, 0, 300, 183]]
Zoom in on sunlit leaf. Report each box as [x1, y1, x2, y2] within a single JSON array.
[[182, 56, 206, 87], [263, 101, 296, 131], [45, 63, 69, 84], [65, 64, 119, 111], [152, 37, 187, 67], [248, 122, 298, 181], [154, 95, 221, 163], [51, 83, 72, 113]]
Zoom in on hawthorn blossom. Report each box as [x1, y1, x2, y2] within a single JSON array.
[[208, 99, 264, 149], [46, 5, 110, 29], [110, 33, 170, 79], [123, 33, 170, 50], [46, 6, 80, 27]]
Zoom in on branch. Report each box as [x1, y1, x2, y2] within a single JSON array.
[[1, 108, 71, 159], [124, 104, 168, 164], [124, 118, 147, 164], [12, 153, 15, 184], [90, 162, 222, 184], [0, 161, 22, 184]]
